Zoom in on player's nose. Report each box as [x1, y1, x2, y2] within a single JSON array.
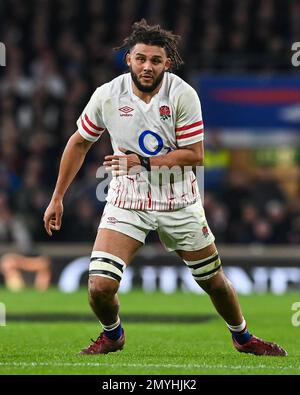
[[142, 61, 153, 72]]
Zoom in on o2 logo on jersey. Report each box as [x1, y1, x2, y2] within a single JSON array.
[[139, 130, 164, 155], [138, 130, 173, 155]]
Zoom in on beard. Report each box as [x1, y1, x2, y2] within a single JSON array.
[[130, 67, 165, 93]]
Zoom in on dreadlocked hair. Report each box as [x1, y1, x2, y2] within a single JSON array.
[[114, 19, 184, 72]]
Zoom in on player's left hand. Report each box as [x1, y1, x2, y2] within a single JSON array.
[[103, 148, 142, 176]]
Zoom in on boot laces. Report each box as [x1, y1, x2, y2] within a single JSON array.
[[87, 333, 105, 351]]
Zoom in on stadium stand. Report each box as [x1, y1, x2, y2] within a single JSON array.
[[0, 0, 299, 246]]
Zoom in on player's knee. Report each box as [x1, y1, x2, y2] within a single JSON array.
[[198, 269, 234, 297], [184, 250, 222, 284], [88, 276, 118, 301], [88, 251, 126, 298]]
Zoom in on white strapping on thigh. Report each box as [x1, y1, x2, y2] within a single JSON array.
[[89, 251, 126, 282], [184, 251, 222, 281]]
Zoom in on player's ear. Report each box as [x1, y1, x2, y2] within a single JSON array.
[[126, 52, 131, 67], [165, 58, 171, 71]]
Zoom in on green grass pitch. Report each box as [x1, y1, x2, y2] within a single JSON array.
[[0, 288, 299, 375]]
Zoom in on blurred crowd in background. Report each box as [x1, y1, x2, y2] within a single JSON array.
[[0, 0, 300, 252]]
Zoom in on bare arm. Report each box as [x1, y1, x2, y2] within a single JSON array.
[[44, 131, 94, 236], [103, 141, 204, 174], [149, 141, 204, 167]]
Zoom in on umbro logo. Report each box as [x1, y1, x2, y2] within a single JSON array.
[[119, 106, 134, 117], [107, 217, 118, 224]]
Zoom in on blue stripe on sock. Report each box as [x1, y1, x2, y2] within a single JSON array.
[[104, 323, 122, 341], [231, 330, 252, 345]]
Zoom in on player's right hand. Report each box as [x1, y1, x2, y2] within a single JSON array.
[[43, 199, 64, 236]]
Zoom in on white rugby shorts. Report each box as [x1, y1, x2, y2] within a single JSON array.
[[98, 200, 215, 252]]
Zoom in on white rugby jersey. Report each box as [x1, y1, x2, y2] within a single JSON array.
[[77, 72, 204, 211]]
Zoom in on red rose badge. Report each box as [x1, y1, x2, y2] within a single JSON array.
[[159, 105, 171, 120], [202, 226, 209, 238]]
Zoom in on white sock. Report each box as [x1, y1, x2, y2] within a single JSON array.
[[226, 318, 247, 333], [100, 317, 120, 331]]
